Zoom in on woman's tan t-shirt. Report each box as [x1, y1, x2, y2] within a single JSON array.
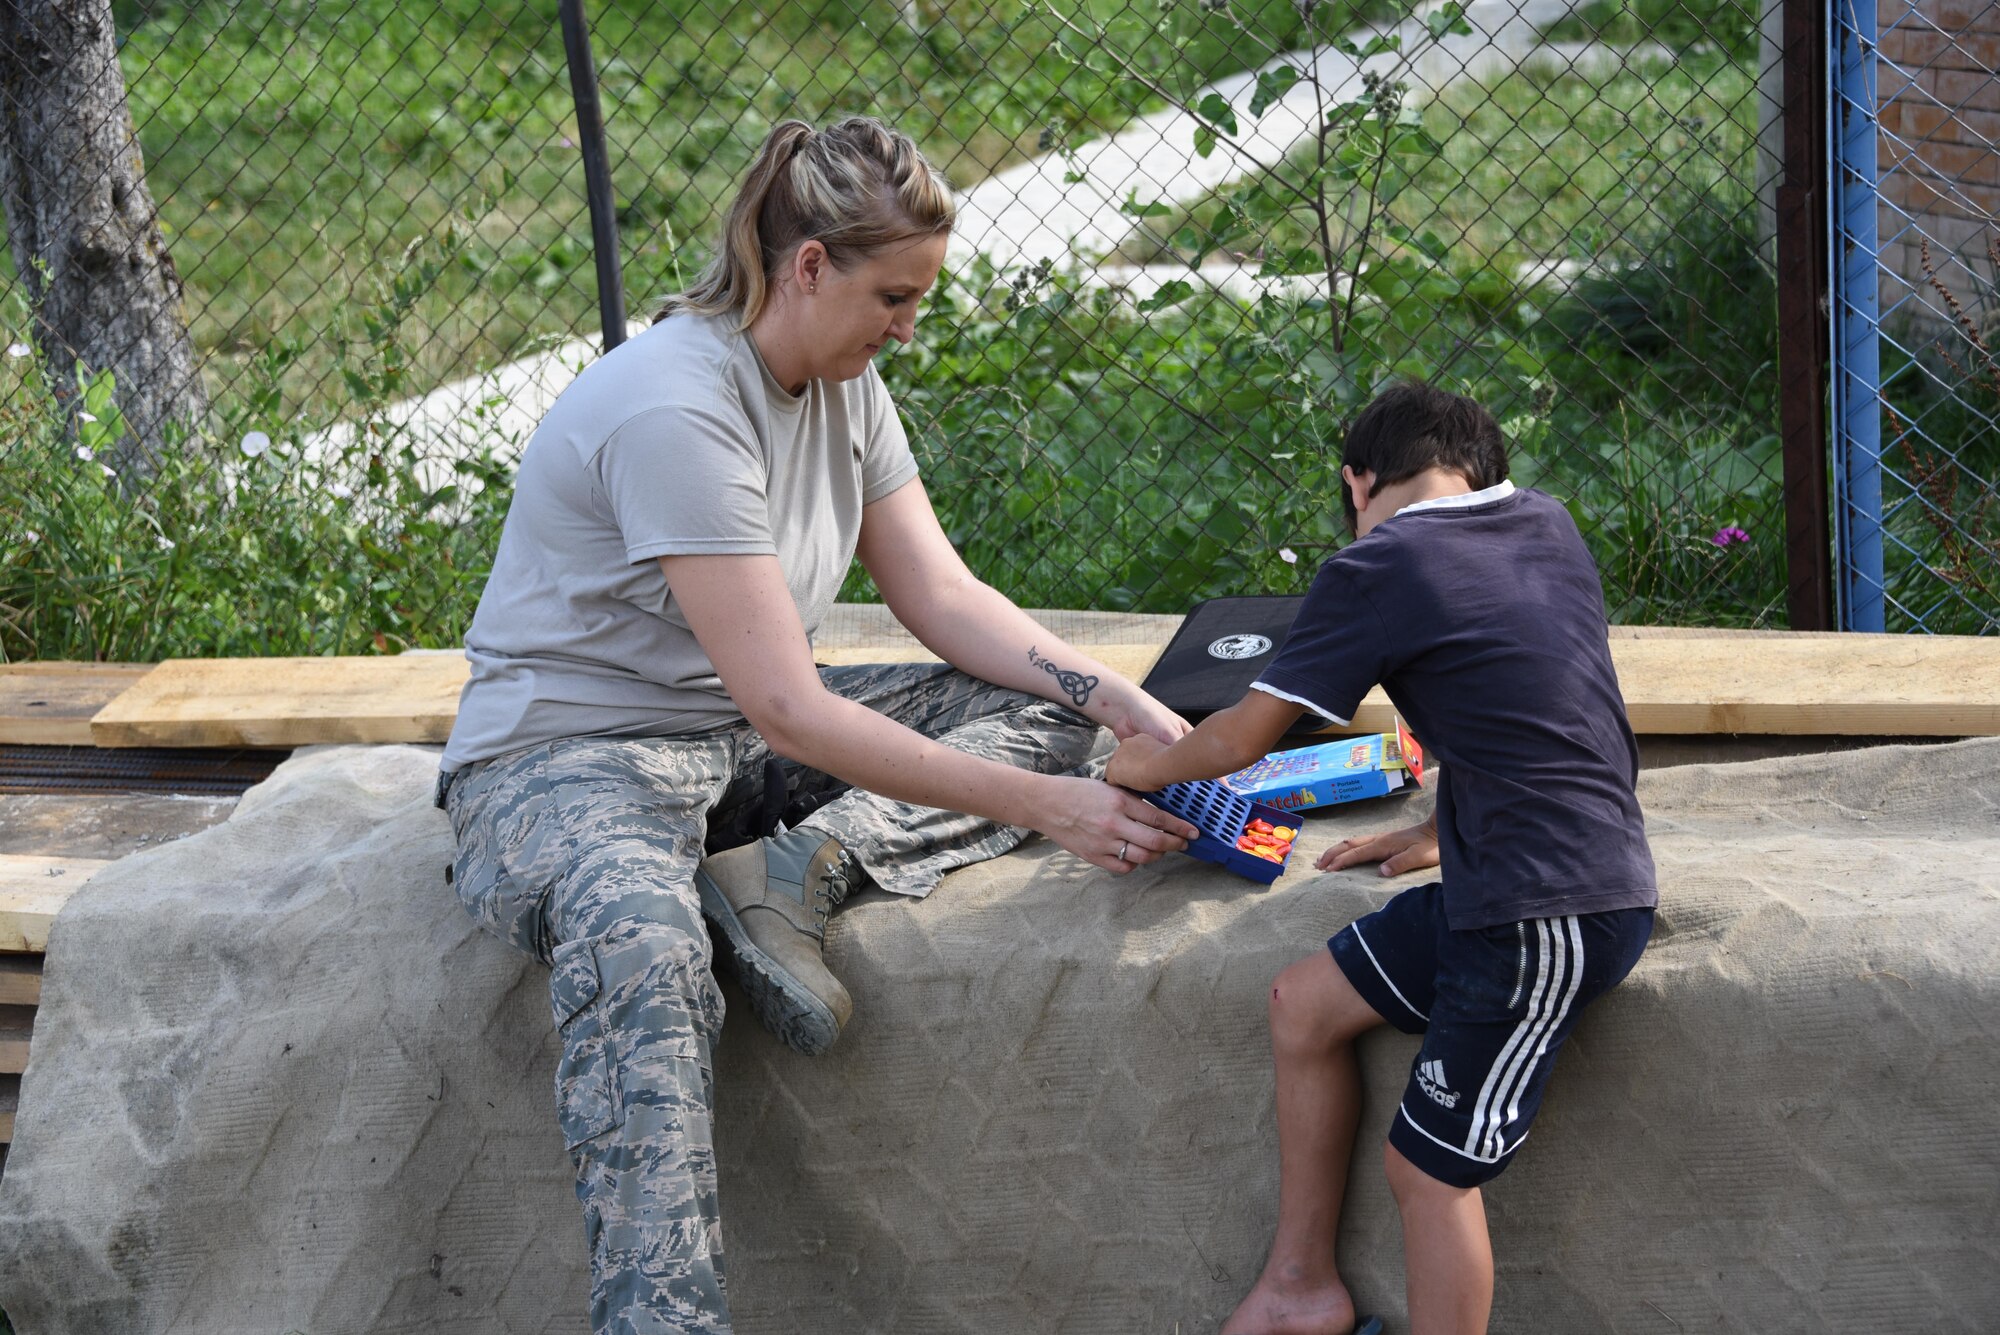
[[442, 312, 919, 772]]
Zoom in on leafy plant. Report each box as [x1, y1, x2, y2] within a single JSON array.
[[0, 232, 518, 661], [1010, 1, 1490, 572], [1541, 0, 1761, 59]]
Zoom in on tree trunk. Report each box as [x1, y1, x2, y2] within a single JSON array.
[[0, 0, 207, 475]]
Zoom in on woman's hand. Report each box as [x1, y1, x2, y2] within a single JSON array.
[[1317, 818, 1440, 877], [1099, 687, 1193, 745], [1033, 775, 1198, 873]]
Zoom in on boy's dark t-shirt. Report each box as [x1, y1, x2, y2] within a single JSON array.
[[1254, 483, 1657, 930]]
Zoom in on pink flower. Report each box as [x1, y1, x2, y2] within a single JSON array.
[[1710, 526, 1750, 548]]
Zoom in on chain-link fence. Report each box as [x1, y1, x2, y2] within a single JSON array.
[[4, 0, 1967, 661], [1831, 0, 1998, 634]]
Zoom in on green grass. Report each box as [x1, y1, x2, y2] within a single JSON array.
[[1404, 52, 1759, 262], [1118, 50, 1762, 271], [1, 0, 1383, 424], [18, 0, 1980, 646], [1540, 0, 1763, 58]]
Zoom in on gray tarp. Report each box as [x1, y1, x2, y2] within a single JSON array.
[[1, 738, 1996, 1333]]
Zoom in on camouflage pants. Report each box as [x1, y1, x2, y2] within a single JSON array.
[[441, 663, 1105, 1335]]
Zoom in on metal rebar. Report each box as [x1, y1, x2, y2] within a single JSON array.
[[0, 745, 287, 797]]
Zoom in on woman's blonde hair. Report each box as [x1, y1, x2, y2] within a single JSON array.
[[657, 116, 956, 328]]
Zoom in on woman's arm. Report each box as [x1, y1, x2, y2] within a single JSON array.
[[659, 552, 1198, 871], [854, 479, 1189, 743]]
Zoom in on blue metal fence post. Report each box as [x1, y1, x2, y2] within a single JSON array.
[[1830, 0, 1885, 631]]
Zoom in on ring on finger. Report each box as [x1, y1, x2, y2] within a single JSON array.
[[1117, 839, 1129, 862]]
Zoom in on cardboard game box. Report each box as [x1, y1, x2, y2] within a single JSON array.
[[1221, 721, 1426, 814]]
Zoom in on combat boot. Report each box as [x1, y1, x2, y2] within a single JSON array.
[[693, 828, 861, 1055]]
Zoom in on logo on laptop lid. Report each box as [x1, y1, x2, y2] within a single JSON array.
[[1207, 633, 1273, 661]]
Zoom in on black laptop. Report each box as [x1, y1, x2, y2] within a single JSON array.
[[1140, 595, 1328, 736]]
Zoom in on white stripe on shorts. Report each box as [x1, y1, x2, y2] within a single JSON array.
[[1464, 919, 1553, 1159], [1352, 922, 1429, 1022], [1493, 915, 1585, 1151], [1463, 916, 1582, 1160], [1401, 1102, 1532, 1163]]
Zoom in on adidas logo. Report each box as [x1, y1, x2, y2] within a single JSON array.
[[1416, 1058, 1459, 1109]]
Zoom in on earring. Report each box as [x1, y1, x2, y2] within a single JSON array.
[[808, 284, 817, 293]]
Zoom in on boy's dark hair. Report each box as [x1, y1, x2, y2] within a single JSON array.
[[1340, 381, 1508, 533]]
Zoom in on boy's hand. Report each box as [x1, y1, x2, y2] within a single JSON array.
[[1318, 818, 1439, 877], [1106, 733, 1168, 791]]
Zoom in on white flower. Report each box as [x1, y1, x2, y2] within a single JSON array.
[[1279, 547, 1298, 564], [5, 343, 27, 358], [156, 535, 176, 551], [99, 463, 118, 479], [329, 482, 354, 499], [240, 430, 272, 457], [23, 530, 38, 544], [74, 444, 94, 462], [77, 411, 97, 423]]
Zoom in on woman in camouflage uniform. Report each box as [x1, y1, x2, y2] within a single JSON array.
[[437, 116, 1200, 1334]]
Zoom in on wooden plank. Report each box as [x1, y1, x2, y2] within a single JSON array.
[[0, 663, 154, 745], [0, 854, 106, 953], [0, 1006, 30, 1076], [92, 654, 469, 748], [1611, 634, 2000, 735], [76, 632, 2000, 748], [0, 791, 238, 861], [0, 956, 39, 1006], [0, 1073, 16, 1145], [1313, 636, 2000, 737]]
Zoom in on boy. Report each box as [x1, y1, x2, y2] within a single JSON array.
[[1106, 381, 1656, 1335]]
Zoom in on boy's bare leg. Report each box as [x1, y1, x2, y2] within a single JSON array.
[[1384, 1143, 1493, 1335], [1223, 952, 1385, 1335]]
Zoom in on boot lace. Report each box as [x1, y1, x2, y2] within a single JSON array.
[[811, 848, 861, 930]]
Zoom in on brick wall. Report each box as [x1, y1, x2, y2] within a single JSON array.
[[1876, 0, 1997, 332]]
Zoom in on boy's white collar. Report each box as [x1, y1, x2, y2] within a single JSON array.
[[1392, 478, 1516, 519]]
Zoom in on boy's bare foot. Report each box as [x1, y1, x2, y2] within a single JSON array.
[[1220, 1271, 1358, 1335]]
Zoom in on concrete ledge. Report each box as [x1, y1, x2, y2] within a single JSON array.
[[0, 740, 1996, 1332]]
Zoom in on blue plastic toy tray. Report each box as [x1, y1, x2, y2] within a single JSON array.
[[1145, 778, 1299, 884]]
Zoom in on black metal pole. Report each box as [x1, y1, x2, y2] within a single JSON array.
[[559, 0, 627, 352], [1775, 0, 1832, 629]]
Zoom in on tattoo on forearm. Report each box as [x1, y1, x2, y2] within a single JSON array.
[[1028, 645, 1099, 709]]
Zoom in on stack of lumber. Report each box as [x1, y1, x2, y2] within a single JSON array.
[[0, 855, 108, 1143], [67, 630, 2000, 747], [0, 622, 1996, 1151]]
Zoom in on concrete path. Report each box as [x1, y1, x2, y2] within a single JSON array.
[[303, 323, 642, 491]]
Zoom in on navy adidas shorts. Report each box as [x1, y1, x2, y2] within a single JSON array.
[[1330, 883, 1653, 1188]]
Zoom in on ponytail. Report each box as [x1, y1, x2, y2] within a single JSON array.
[[657, 116, 955, 328]]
